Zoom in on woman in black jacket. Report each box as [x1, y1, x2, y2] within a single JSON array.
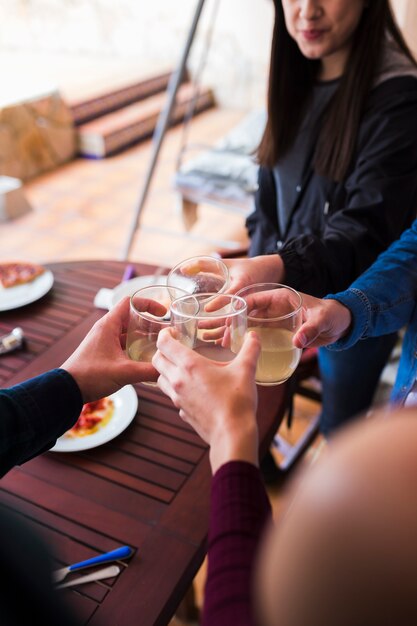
[[226, 0, 417, 436]]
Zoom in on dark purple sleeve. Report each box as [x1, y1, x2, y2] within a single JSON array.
[[202, 461, 272, 626]]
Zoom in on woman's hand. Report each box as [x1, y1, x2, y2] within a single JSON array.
[[293, 296, 353, 349], [62, 297, 159, 402], [153, 329, 261, 474], [224, 254, 285, 293]]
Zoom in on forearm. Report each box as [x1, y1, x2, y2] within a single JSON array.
[[327, 222, 417, 348], [250, 254, 286, 285], [203, 461, 272, 626], [0, 369, 82, 476]]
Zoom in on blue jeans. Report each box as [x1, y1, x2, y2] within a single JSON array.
[[318, 332, 398, 437]]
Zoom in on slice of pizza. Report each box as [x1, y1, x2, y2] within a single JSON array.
[[0, 262, 45, 289], [65, 397, 115, 438]]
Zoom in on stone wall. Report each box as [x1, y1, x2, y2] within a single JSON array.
[[0, 91, 76, 180]]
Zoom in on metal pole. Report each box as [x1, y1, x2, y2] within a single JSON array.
[[122, 0, 207, 260]]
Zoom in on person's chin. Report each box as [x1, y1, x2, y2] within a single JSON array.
[[296, 32, 330, 60], [298, 42, 326, 61]]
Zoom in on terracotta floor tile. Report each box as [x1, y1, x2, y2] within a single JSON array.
[[22, 210, 64, 231], [66, 242, 122, 261], [3, 109, 249, 267], [93, 226, 127, 247], [0, 228, 41, 259], [18, 236, 73, 262], [81, 201, 126, 221], [54, 218, 100, 240]]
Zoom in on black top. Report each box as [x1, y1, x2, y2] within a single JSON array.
[[273, 79, 339, 234], [247, 75, 417, 297]]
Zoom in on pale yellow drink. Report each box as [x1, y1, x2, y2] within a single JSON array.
[[194, 344, 236, 362], [251, 327, 301, 386], [128, 337, 157, 362], [128, 337, 158, 386]]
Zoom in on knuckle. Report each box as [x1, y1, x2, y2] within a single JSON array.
[[172, 377, 184, 394], [182, 357, 194, 375]]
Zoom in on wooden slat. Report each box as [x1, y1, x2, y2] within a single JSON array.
[[50, 454, 177, 503], [128, 424, 205, 465], [13, 458, 167, 524], [110, 440, 194, 475], [0, 467, 154, 543], [62, 591, 98, 623], [79, 448, 188, 491], [137, 414, 206, 447], [0, 489, 128, 557], [138, 396, 198, 433]]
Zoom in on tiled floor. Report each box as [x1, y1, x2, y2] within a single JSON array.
[[1, 108, 250, 268]]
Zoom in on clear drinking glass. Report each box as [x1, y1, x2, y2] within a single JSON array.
[[170, 292, 247, 362], [236, 283, 303, 386], [167, 255, 230, 296], [126, 285, 187, 385]]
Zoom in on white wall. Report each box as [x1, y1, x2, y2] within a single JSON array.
[[0, 0, 274, 108], [0, 0, 413, 108], [394, 0, 417, 55]]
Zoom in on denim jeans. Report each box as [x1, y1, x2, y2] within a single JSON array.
[[318, 332, 398, 437]]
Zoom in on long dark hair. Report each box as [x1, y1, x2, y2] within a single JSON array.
[[257, 1, 417, 181]]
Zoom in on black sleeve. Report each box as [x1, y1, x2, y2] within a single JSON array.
[[0, 369, 82, 477], [280, 77, 417, 297]]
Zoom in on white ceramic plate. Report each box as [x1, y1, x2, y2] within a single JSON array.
[[110, 275, 167, 308], [0, 270, 54, 312], [50, 385, 138, 453]]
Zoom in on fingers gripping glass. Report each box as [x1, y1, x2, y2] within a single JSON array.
[[126, 285, 187, 385], [170, 292, 247, 362], [167, 255, 229, 296], [236, 283, 303, 386]]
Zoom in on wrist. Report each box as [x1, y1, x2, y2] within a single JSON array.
[[339, 303, 353, 337], [209, 417, 258, 474], [61, 362, 90, 403], [328, 299, 353, 339], [254, 254, 285, 284]]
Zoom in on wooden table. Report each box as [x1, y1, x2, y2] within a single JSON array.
[[0, 260, 288, 626]]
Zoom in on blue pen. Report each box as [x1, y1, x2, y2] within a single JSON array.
[[52, 545, 133, 583]]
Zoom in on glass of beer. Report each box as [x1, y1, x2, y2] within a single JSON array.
[[126, 285, 187, 385], [236, 283, 303, 386], [167, 255, 230, 297], [170, 292, 247, 362]]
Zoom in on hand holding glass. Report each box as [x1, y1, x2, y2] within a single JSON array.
[[236, 283, 303, 386], [126, 285, 186, 384], [170, 292, 247, 362]]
